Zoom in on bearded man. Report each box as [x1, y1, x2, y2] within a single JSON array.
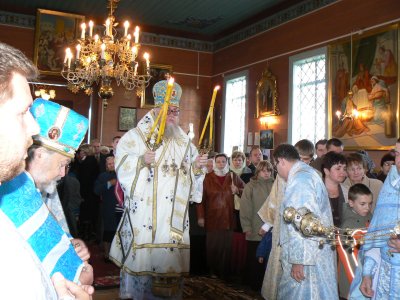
[[110, 80, 208, 299], [0, 98, 93, 285]]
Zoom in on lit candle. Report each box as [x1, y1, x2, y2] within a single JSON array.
[[64, 48, 71, 64], [101, 43, 106, 59], [124, 21, 129, 37], [67, 53, 72, 69], [336, 110, 341, 119], [76, 44, 81, 60], [188, 123, 195, 140], [105, 18, 110, 36], [80, 23, 86, 39], [131, 46, 137, 62], [134, 26, 140, 43], [134, 62, 138, 76], [143, 52, 150, 69], [199, 85, 220, 146], [89, 20, 94, 37], [94, 34, 99, 43], [126, 34, 131, 48]]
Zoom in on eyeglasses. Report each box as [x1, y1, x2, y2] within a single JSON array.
[[383, 161, 394, 166], [167, 109, 180, 116], [58, 161, 71, 171]]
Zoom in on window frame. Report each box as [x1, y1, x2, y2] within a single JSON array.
[[221, 70, 248, 155], [288, 47, 328, 145]]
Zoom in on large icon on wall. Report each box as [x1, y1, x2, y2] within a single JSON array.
[[34, 9, 85, 76], [256, 68, 280, 118], [329, 24, 398, 150]]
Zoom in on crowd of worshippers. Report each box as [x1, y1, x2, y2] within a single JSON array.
[[2, 41, 400, 300], [189, 137, 399, 299]]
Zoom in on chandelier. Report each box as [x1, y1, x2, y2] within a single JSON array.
[[61, 0, 151, 105]]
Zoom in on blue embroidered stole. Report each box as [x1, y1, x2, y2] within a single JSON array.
[[0, 172, 83, 282]]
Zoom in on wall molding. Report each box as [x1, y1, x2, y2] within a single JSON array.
[[0, 1, 337, 52]]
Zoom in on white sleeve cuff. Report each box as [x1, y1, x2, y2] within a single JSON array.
[[262, 223, 272, 232]]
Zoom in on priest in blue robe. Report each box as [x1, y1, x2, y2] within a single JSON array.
[[273, 144, 338, 300], [350, 139, 400, 300]]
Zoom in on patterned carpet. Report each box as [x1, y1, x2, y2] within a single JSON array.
[[183, 276, 263, 300], [89, 243, 263, 299], [89, 242, 120, 290]]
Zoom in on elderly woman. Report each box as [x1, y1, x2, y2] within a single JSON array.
[[197, 153, 244, 279], [343, 153, 382, 212], [240, 160, 274, 290]]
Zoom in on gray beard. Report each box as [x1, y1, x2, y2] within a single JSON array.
[[164, 124, 181, 139], [42, 180, 57, 195]]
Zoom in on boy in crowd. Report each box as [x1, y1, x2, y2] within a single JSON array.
[[338, 184, 373, 299]]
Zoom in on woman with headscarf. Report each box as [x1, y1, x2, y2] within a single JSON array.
[[197, 153, 245, 279]]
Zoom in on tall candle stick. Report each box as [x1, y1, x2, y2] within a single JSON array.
[[80, 23, 86, 39], [88, 20, 93, 37], [134, 62, 138, 76], [156, 78, 174, 144], [149, 108, 163, 141], [199, 85, 220, 146]]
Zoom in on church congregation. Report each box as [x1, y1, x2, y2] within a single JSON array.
[[0, 1, 399, 299]]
